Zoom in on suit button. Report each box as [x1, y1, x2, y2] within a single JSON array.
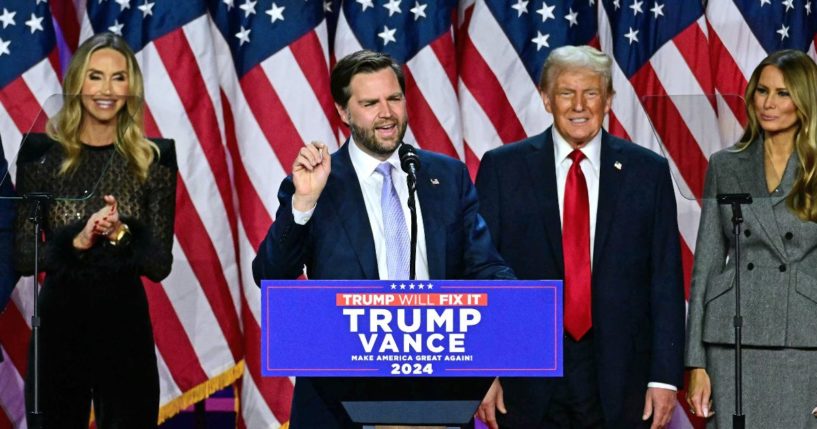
[[779, 264, 786, 272], [744, 229, 751, 237], [747, 263, 754, 270], [785, 232, 793, 240]]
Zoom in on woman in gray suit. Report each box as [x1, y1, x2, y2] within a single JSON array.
[[685, 49, 817, 428]]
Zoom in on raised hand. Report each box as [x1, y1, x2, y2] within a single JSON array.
[[292, 142, 331, 212]]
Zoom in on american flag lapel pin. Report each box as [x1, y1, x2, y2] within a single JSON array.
[[614, 161, 622, 171], [430, 178, 440, 185]]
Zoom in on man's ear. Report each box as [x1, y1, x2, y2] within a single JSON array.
[[540, 90, 553, 114], [335, 103, 350, 126]]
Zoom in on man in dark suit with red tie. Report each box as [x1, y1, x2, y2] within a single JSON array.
[[474, 45, 685, 429]]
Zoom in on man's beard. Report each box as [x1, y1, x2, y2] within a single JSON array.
[[348, 115, 407, 157]]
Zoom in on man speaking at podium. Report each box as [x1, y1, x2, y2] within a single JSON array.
[[475, 45, 685, 428], [253, 49, 514, 429]]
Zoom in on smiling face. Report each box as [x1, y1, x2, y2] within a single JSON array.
[[542, 68, 612, 148], [335, 67, 408, 160], [80, 48, 130, 128], [753, 65, 800, 141]]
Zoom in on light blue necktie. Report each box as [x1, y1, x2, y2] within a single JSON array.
[[376, 162, 410, 280]]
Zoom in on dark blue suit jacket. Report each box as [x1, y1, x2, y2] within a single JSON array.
[[476, 129, 685, 427], [253, 141, 513, 428], [0, 142, 16, 315]]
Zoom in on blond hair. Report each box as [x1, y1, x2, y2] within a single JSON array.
[[48, 32, 157, 181], [739, 49, 817, 222]]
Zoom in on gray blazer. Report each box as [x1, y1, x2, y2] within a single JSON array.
[[686, 139, 817, 368]]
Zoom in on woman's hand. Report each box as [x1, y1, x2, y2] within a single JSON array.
[[686, 367, 714, 418], [73, 195, 120, 250]]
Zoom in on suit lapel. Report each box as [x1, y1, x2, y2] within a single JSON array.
[[728, 141, 786, 258], [593, 131, 624, 269], [416, 152, 445, 279], [527, 131, 565, 273], [325, 142, 379, 279]]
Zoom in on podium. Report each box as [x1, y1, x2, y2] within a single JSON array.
[[261, 279, 563, 428]]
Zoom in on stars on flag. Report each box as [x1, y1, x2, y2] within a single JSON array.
[[650, 2, 664, 18], [777, 23, 790, 39], [537, 2, 555, 22], [512, 0, 529, 17], [115, 0, 131, 11], [0, 8, 16, 29], [532, 31, 550, 50], [384, 0, 402, 17], [565, 7, 579, 26], [266, 3, 285, 23], [239, 0, 257, 18], [630, 0, 644, 15], [624, 26, 639, 44], [108, 18, 124, 35], [0, 38, 9, 57], [25, 13, 43, 34], [782, 0, 794, 11], [357, 0, 374, 12], [410, 1, 427, 20], [235, 25, 251, 45], [378, 25, 397, 45]]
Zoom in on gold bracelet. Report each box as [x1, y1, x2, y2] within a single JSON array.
[[108, 223, 130, 246]]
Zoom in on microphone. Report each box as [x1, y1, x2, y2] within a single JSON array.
[[398, 143, 421, 178]]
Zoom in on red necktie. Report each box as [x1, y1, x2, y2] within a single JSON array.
[[562, 149, 592, 340]]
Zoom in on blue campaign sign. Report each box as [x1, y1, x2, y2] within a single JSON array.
[[261, 280, 563, 377]]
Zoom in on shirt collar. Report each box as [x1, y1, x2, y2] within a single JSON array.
[[552, 127, 602, 170], [348, 135, 402, 178]]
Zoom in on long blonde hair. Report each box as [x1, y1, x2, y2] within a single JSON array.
[[738, 49, 817, 222], [47, 32, 157, 181]]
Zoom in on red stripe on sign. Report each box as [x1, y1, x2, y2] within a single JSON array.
[[707, 23, 748, 125], [289, 31, 339, 135], [143, 278, 209, 391], [0, 302, 30, 378], [0, 76, 48, 134], [403, 66, 458, 158], [50, 1, 80, 51], [242, 292, 293, 425], [151, 29, 240, 248], [631, 64, 708, 199], [220, 91, 271, 249], [241, 66, 302, 173], [143, 105, 161, 137], [430, 34, 457, 90], [459, 38, 527, 144], [174, 179, 244, 362]]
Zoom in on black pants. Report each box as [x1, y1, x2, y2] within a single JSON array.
[[25, 275, 159, 429]]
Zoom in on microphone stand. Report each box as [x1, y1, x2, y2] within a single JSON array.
[[406, 171, 417, 281], [23, 192, 52, 429], [717, 193, 752, 429]]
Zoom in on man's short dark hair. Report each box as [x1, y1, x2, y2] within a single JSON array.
[[330, 50, 405, 108]]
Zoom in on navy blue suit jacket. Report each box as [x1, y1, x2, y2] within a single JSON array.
[[476, 129, 685, 427], [0, 142, 16, 315], [253, 141, 513, 428]]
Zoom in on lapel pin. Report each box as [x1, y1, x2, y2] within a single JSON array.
[[430, 178, 440, 185], [614, 161, 622, 170]]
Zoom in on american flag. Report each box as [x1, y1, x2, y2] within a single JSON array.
[[0, 1, 815, 428]]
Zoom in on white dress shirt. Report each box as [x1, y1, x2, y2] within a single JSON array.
[[293, 138, 430, 280], [552, 128, 676, 392]]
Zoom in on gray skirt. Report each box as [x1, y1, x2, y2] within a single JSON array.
[[706, 344, 817, 428]]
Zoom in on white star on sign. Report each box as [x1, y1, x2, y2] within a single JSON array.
[[625, 26, 639, 44], [239, 0, 257, 17], [0, 9, 16, 29], [357, 0, 374, 11], [378, 25, 397, 45], [629, 0, 643, 15], [511, 0, 529, 17], [138, 1, 155, 17], [115, 0, 131, 10], [777, 24, 790, 40], [266, 3, 285, 23], [384, 0, 402, 16], [25, 13, 44, 34], [236, 25, 251, 45], [782, 0, 795, 11], [650, 2, 664, 18], [0, 38, 10, 57], [410, 1, 427, 20], [537, 2, 555, 22], [107, 19, 124, 35], [532, 31, 550, 51], [564, 7, 579, 27]]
